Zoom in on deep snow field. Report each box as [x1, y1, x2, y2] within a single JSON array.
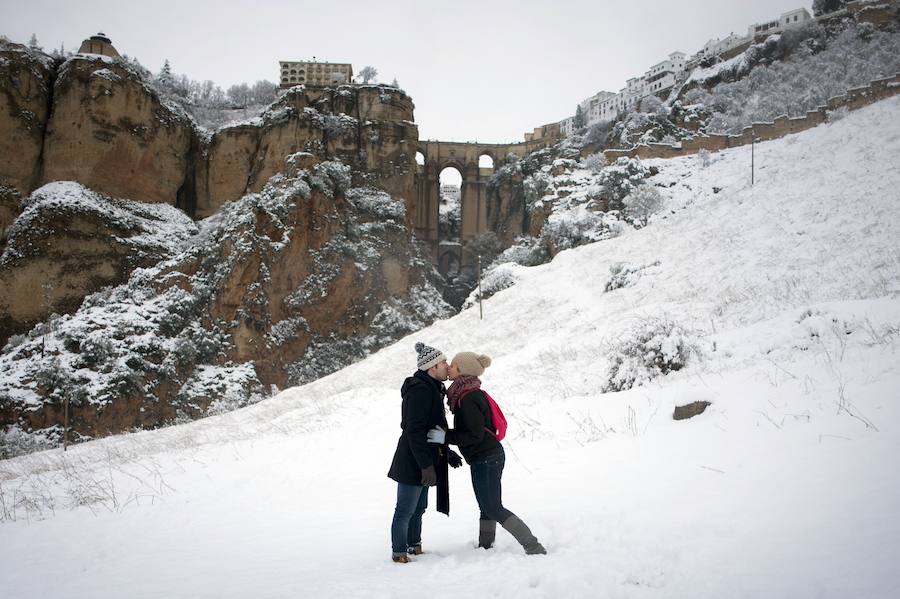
[[1, 96, 899, 599]]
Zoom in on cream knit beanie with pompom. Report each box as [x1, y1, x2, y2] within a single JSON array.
[[453, 352, 492, 377]]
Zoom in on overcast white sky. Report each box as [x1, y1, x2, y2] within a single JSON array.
[[3, 0, 805, 143]]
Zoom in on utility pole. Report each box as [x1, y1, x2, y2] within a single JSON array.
[[477, 254, 483, 320], [751, 136, 759, 186], [41, 280, 52, 359], [63, 394, 69, 452]]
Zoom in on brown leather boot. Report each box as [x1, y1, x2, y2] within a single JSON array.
[[407, 545, 424, 555], [392, 553, 410, 563]]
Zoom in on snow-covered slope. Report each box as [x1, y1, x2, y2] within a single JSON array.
[[2, 97, 899, 599]]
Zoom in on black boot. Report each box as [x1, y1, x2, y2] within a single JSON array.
[[478, 519, 496, 549], [501, 515, 547, 555]]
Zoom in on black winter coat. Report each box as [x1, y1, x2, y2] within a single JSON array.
[[387, 370, 450, 486], [446, 389, 501, 465]]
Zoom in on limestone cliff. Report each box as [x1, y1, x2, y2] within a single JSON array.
[[0, 42, 419, 225], [0, 44, 446, 457], [197, 85, 417, 219], [0, 42, 424, 345], [0, 182, 198, 346], [0, 160, 448, 456], [40, 55, 196, 206], [0, 43, 55, 231]]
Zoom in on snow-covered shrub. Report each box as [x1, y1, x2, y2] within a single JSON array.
[[467, 232, 503, 265], [2, 334, 27, 352], [462, 263, 522, 308], [597, 157, 651, 210], [309, 161, 351, 198], [287, 336, 368, 386], [583, 152, 608, 173], [346, 188, 405, 220], [369, 284, 452, 345], [541, 207, 622, 253], [623, 185, 664, 228], [438, 201, 460, 241], [524, 171, 552, 209], [584, 119, 615, 149], [605, 261, 660, 292], [178, 364, 265, 417], [826, 106, 849, 122], [639, 95, 666, 115], [494, 235, 549, 267], [267, 317, 309, 348], [158, 289, 202, 337], [603, 319, 701, 392], [77, 334, 114, 368], [0, 425, 57, 460]]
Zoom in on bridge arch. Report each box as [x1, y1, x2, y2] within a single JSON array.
[[414, 138, 556, 277]]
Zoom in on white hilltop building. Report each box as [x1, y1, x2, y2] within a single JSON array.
[[560, 6, 813, 135]]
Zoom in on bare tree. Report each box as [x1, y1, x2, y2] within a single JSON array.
[[358, 65, 378, 84], [227, 82, 251, 107], [249, 80, 278, 104]]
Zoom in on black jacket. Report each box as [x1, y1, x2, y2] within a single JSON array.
[[446, 389, 501, 464], [387, 370, 450, 486]]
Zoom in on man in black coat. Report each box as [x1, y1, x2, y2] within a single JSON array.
[[387, 341, 461, 563]]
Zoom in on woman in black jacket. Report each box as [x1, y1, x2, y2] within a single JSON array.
[[428, 351, 547, 555]]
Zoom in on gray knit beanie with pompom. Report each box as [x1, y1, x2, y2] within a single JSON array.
[[415, 342, 447, 371]]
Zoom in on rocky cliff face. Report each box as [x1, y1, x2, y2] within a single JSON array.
[[0, 42, 419, 224], [0, 43, 446, 457], [196, 85, 417, 219], [0, 182, 198, 346], [0, 158, 449, 457], [0, 42, 423, 342], [40, 55, 196, 206], [0, 43, 55, 232]]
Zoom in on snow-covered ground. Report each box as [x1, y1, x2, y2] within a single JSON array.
[[2, 96, 899, 598]]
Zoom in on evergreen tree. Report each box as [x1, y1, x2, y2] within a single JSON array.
[[574, 104, 586, 129], [156, 59, 175, 94], [812, 0, 847, 16], [28, 33, 42, 50]]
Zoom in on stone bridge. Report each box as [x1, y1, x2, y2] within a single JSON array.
[[415, 138, 554, 276]]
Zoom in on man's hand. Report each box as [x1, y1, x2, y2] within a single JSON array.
[[421, 465, 437, 486], [448, 449, 463, 469], [427, 426, 446, 444]]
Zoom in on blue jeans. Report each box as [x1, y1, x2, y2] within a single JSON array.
[[391, 483, 428, 554], [470, 446, 514, 524]]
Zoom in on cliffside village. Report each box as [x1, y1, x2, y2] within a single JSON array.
[[68, 0, 892, 147]]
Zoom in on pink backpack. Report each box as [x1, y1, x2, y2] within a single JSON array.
[[462, 389, 508, 441]]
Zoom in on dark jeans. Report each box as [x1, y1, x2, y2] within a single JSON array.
[[470, 446, 514, 524], [390, 483, 428, 554]]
